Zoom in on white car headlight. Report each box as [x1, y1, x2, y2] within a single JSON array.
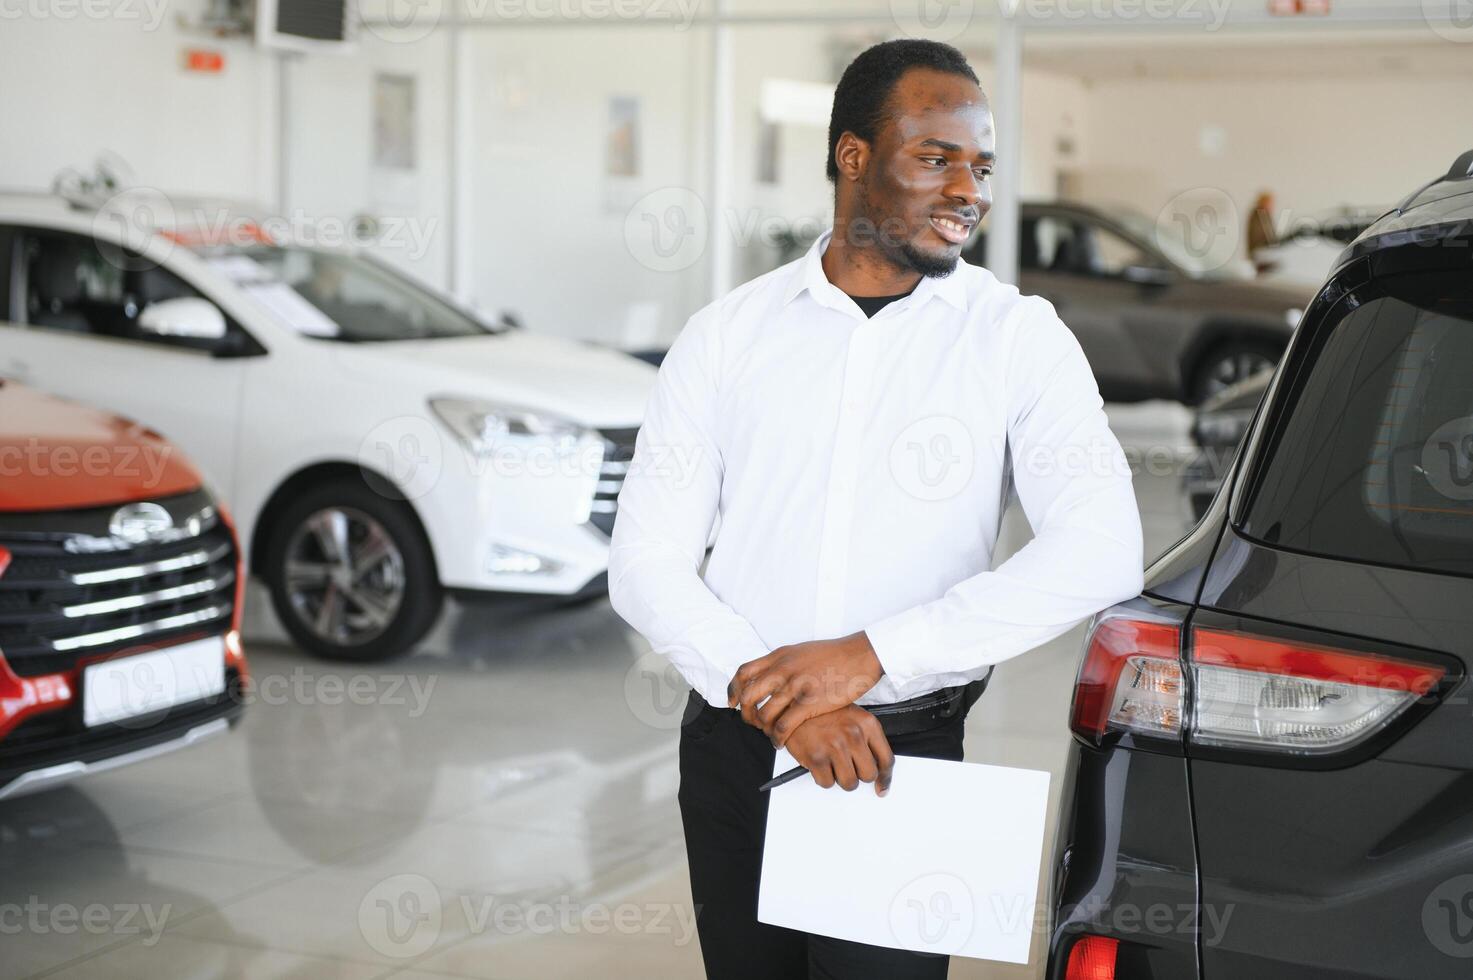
[[429, 398, 590, 456]]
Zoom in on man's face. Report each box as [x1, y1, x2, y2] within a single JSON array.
[[854, 68, 995, 278]]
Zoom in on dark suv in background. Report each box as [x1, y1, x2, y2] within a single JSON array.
[[1048, 150, 1473, 979]]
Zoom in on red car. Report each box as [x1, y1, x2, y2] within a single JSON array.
[[0, 379, 247, 799]]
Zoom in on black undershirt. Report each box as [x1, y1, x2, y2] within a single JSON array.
[[845, 281, 919, 318]]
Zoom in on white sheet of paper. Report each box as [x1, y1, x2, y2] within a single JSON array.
[[242, 282, 341, 338], [205, 254, 274, 284], [758, 748, 1050, 965]]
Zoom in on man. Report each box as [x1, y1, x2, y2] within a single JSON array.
[[609, 39, 1143, 980], [1247, 190, 1279, 275]]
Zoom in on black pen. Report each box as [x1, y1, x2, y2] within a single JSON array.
[[758, 764, 809, 793]]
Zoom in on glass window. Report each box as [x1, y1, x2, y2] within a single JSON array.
[[1087, 224, 1155, 278], [19, 230, 215, 349], [1020, 216, 1081, 273], [1242, 269, 1473, 577], [201, 244, 497, 343]]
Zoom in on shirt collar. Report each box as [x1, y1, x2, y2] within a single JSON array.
[[779, 228, 971, 315]]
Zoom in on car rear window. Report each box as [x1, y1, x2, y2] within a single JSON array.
[[1242, 267, 1473, 577]]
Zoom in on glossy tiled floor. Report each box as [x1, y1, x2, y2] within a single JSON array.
[[0, 402, 1196, 980]]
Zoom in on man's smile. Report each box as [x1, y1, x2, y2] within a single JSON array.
[[929, 213, 976, 245]]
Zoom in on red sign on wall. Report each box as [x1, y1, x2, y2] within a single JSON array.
[[1269, 0, 1330, 13], [182, 49, 226, 74]]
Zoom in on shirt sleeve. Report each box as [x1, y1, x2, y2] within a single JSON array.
[[607, 305, 771, 708], [863, 296, 1145, 690]]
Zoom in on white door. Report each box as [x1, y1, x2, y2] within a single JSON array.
[[1, 226, 250, 499]]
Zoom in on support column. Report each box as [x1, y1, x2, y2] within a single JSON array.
[[708, 0, 734, 300], [448, 21, 475, 304], [987, 16, 1023, 286]]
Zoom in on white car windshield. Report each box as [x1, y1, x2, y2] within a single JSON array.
[[199, 244, 499, 342]]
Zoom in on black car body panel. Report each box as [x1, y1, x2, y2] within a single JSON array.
[[1188, 534, 1473, 978], [1048, 155, 1473, 979], [1049, 744, 1202, 980]]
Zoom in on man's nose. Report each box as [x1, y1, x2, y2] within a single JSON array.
[[943, 168, 983, 209]]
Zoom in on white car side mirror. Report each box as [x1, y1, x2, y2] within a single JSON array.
[[138, 298, 227, 340]]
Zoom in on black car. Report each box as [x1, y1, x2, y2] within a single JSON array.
[[1047, 149, 1473, 979], [966, 202, 1313, 404]]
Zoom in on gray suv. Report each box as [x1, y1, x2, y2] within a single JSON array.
[[967, 202, 1315, 403]]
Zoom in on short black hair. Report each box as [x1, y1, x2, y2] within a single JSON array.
[[826, 39, 980, 183]]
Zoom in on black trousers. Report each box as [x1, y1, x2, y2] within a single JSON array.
[[677, 692, 968, 980]]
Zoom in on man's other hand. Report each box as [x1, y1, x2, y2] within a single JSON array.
[[783, 706, 895, 795], [727, 631, 883, 746]]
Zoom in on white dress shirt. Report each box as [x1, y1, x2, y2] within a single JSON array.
[[609, 230, 1145, 709]]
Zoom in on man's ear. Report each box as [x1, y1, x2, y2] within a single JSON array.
[[833, 132, 869, 183]]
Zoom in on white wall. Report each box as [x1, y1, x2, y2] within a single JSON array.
[[282, 31, 453, 290], [0, 16, 277, 202], [1072, 74, 1473, 259], [0, 15, 452, 289], [463, 26, 711, 347], [7, 17, 1467, 350]]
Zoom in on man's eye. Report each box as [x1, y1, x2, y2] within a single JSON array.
[[974, 169, 992, 180], [921, 157, 946, 167]]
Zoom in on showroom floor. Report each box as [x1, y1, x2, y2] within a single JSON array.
[[0, 403, 1195, 980]]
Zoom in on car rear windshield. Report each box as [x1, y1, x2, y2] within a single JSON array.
[[1241, 265, 1473, 577]]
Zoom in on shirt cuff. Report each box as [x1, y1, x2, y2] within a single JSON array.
[[863, 604, 934, 691]]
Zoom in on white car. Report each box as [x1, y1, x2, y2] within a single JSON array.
[[0, 191, 655, 660]]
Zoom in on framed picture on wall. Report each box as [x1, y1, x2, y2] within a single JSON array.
[[757, 118, 780, 185], [372, 72, 418, 207], [606, 95, 640, 178], [603, 95, 642, 212]]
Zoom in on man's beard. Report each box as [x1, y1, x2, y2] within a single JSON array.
[[861, 197, 960, 279], [896, 239, 960, 279]]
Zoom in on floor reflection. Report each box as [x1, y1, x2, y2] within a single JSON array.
[[0, 401, 1194, 978]]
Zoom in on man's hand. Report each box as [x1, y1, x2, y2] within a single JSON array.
[[783, 706, 895, 795], [727, 631, 883, 746]]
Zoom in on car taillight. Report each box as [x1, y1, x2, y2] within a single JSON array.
[[1070, 612, 1184, 743], [1070, 605, 1449, 757], [1065, 935, 1117, 980], [1190, 627, 1445, 755]]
